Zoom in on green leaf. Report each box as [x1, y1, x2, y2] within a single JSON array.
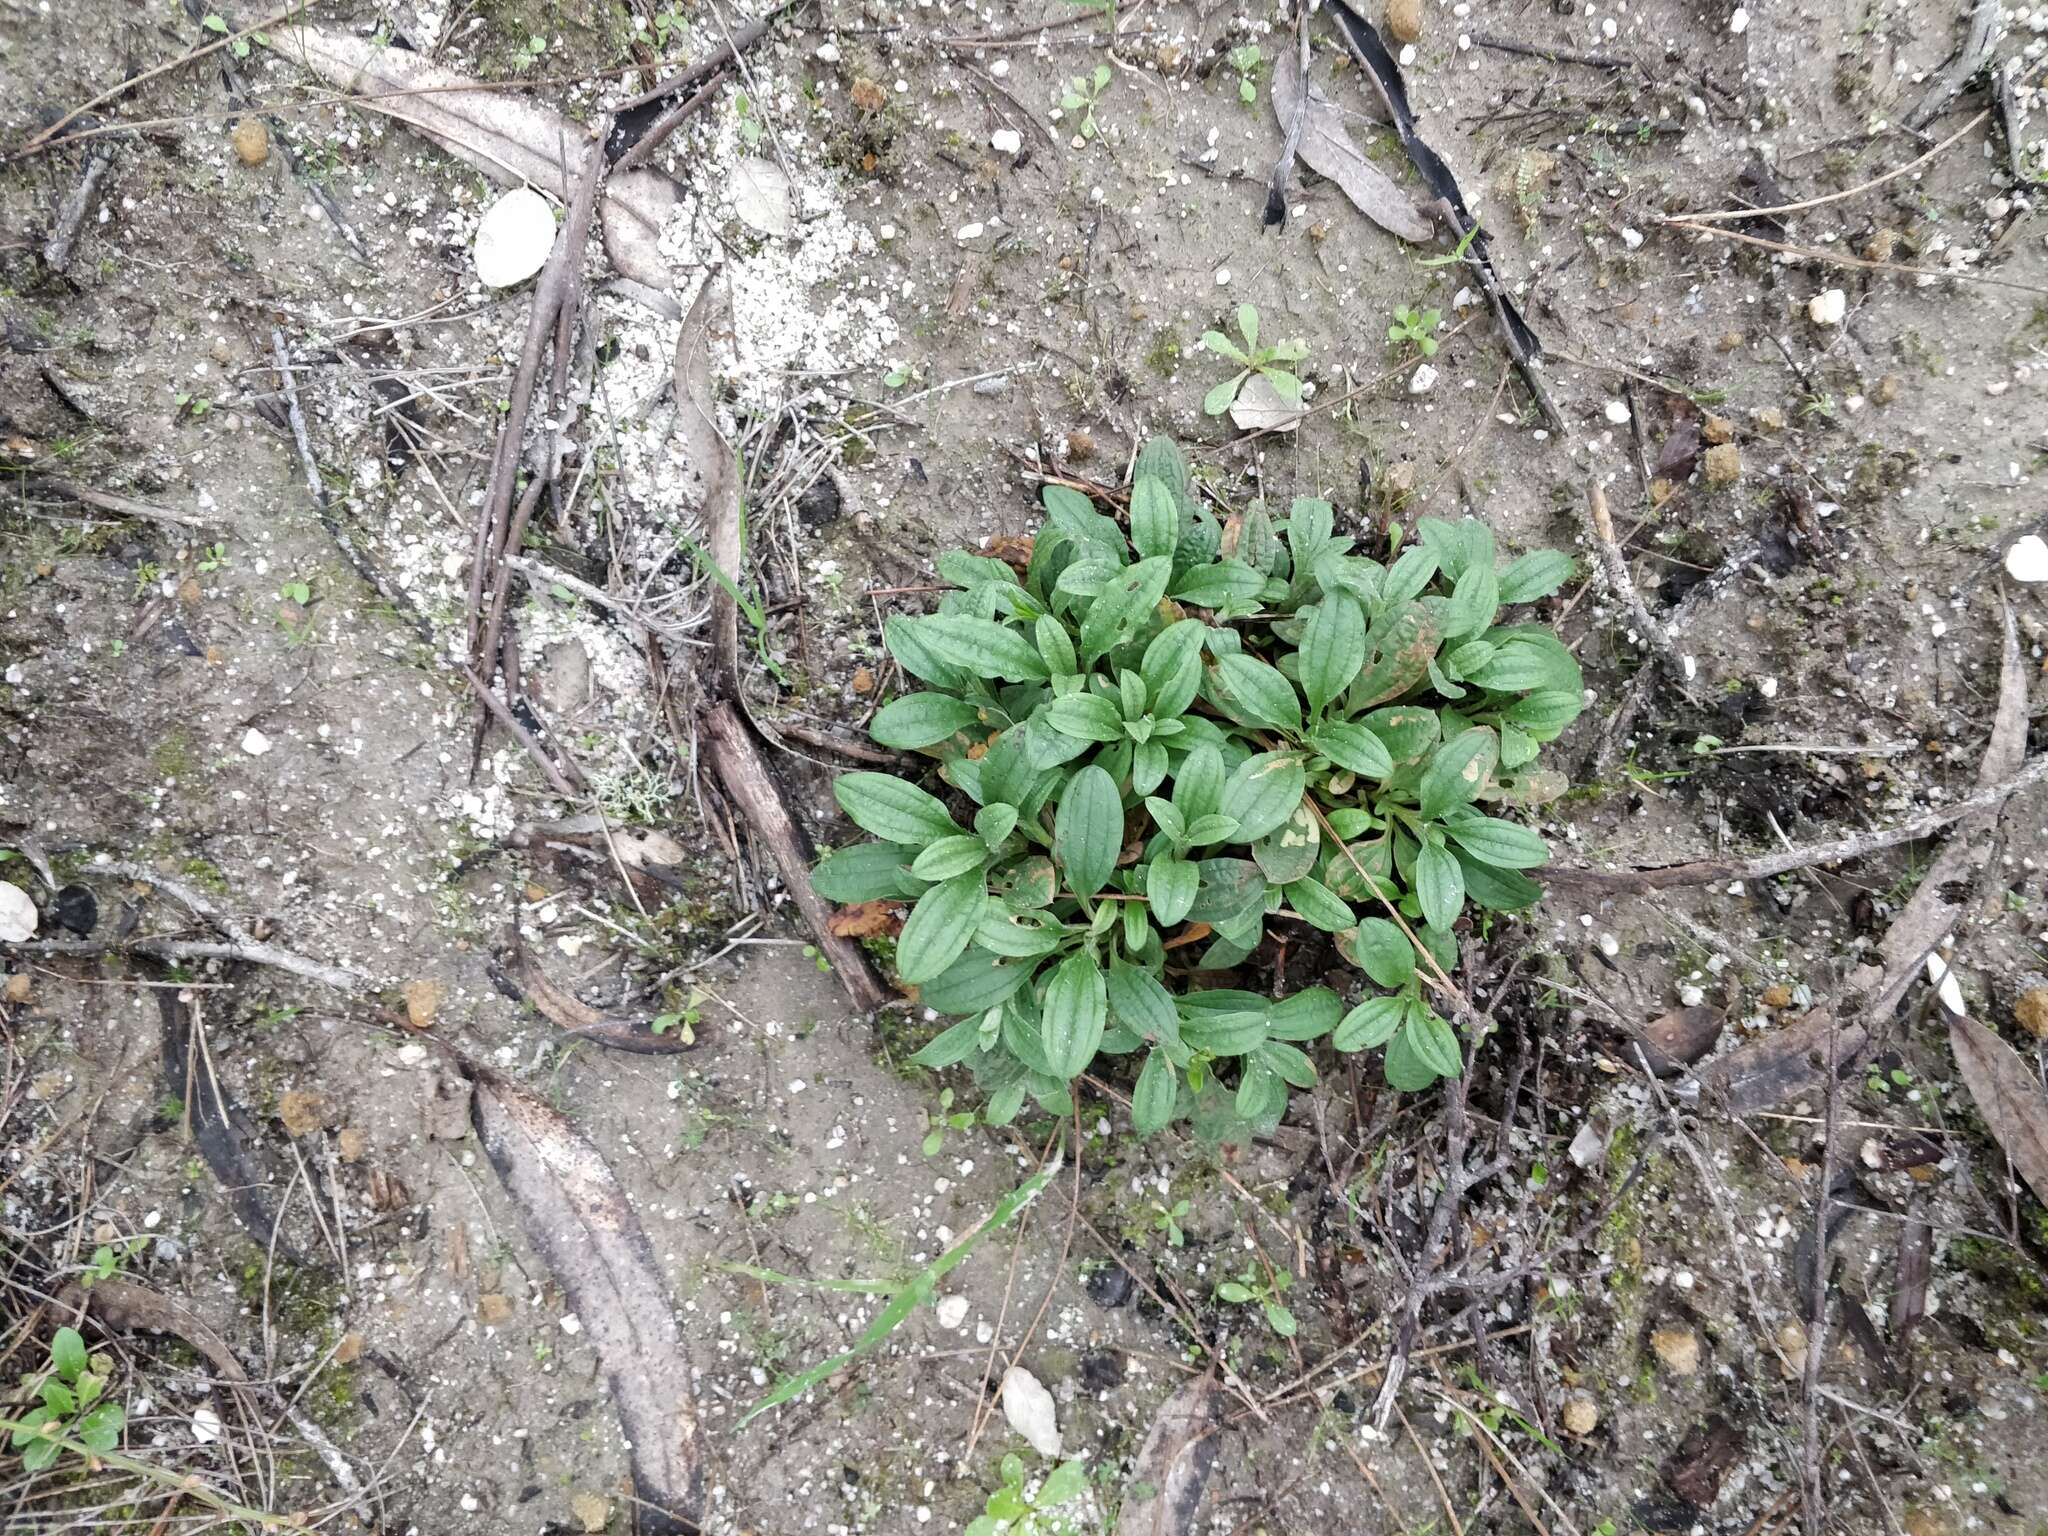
[[22, 1437, 59, 1472], [1441, 556, 1501, 642], [1212, 653, 1302, 734], [975, 804, 1019, 847], [1130, 476, 1179, 560], [1172, 743, 1226, 820], [1363, 705, 1441, 765], [1182, 813, 1240, 846], [1444, 813, 1549, 869], [1414, 840, 1465, 930], [202, 13, 229, 33], [1216, 1281, 1254, 1303], [1203, 373, 1245, 415], [1079, 556, 1173, 662], [1171, 560, 1267, 607], [1455, 852, 1544, 912], [1284, 876, 1354, 932], [1258, 1039, 1317, 1086], [1468, 631, 1582, 694], [1351, 603, 1441, 708], [1309, 721, 1394, 780], [1041, 952, 1108, 1079], [1145, 796, 1187, 845], [1035, 614, 1077, 675], [1131, 1049, 1175, 1134], [1146, 854, 1199, 925], [1264, 1301, 1298, 1337], [1300, 592, 1367, 715], [1268, 987, 1341, 1041], [1380, 544, 1440, 606], [1043, 483, 1126, 555], [40, 1381, 75, 1417], [1044, 692, 1123, 742], [1220, 751, 1305, 842], [810, 838, 921, 900], [870, 693, 981, 749], [1334, 994, 1405, 1051], [1499, 548, 1575, 604], [835, 773, 961, 847], [1185, 859, 1267, 930], [1038, 1460, 1091, 1508], [1053, 765, 1123, 899], [1179, 990, 1268, 1055], [915, 614, 1049, 680], [50, 1327, 86, 1383], [1251, 803, 1319, 884], [910, 835, 990, 881], [1407, 1010, 1464, 1078], [1235, 1058, 1286, 1121], [1502, 688, 1584, 739], [910, 1013, 991, 1068], [1418, 727, 1500, 820], [1000, 856, 1058, 909], [885, 613, 972, 690], [919, 948, 1029, 1014], [1107, 958, 1179, 1041], [976, 908, 1066, 957], [1345, 917, 1416, 988], [897, 872, 988, 983], [1140, 618, 1207, 719]]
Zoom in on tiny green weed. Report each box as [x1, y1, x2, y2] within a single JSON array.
[[1388, 304, 1443, 358], [1217, 1261, 1297, 1338], [1200, 304, 1307, 416], [7, 1328, 123, 1473], [1228, 45, 1264, 104], [1060, 65, 1111, 144], [966, 1455, 1092, 1536]]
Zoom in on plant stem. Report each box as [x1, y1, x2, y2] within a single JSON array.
[[0, 1417, 294, 1527]]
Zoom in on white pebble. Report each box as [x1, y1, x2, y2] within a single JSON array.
[[935, 1294, 970, 1330], [2004, 534, 2048, 583], [956, 222, 985, 242], [1001, 1366, 1061, 1457], [1603, 398, 1631, 424], [1597, 932, 1620, 958], [1214, 266, 1231, 286], [240, 727, 272, 756], [1409, 362, 1439, 394], [990, 128, 1022, 156], [1808, 288, 1847, 326], [1729, 6, 1749, 33], [815, 42, 840, 62]]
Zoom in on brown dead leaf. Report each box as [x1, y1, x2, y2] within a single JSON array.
[[571, 1492, 611, 1534], [828, 901, 902, 939], [402, 978, 443, 1030], [333, 1331, 363, 1365], [850, 77, 887, 111], [1270, 46, 1431, 244], [1633, 1005, 1724, 1075], [277, 1089, 327, 1137], [2, 973, 28, 1004], [987, 535, 1035, 572], [850, 666, 875, 695], [1948, 1013, 2048, 1208], [336, 1126, 368, 1162], [1115, 1374, 1222, 1536], [478, 1292, 515, 1327]]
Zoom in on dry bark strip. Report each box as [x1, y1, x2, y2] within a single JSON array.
[[675, 273, 744, 693], [1948, 1014, 2048, 1209], [701, 702, 892, 1013], [1114, 1375, 1224, 1536], [57, 1276, 247, 1382], [157, 988, 294, 1258], [469, 1067, 704, 1533], [488, 926, 690, 1055]]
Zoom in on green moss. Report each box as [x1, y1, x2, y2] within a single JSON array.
[[153, 728, 199, 781]]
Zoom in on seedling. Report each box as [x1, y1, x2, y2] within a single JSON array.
[[199, 13, 263, 58], [1151, 1197, 1191, 1247], [197, 543, 229, 573], [1228, 45, 1264, 104], [279, 579, 312, 606], [815, 437, 1582, 1140], [651, 987, 704, 1043], [1060, 65, 1111, 144], [921, 1086, 976, 1156], [733, 91, 763, 149], [967, 1455, 1092, 1536], [1217, 1261, 1297, 1338], [1388, 304, 1443, 357], [8, 1328, 123, 1472], [82, 1238, 146, 1288], [1417, 220, 1483, 269], [1200, 304, 1308, 416], [514, 34, 547, 72]]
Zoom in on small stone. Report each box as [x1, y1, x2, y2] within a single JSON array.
[[278, 1089, 327, 1137], [478, 1293, 515, 1326], [2, 973, 30, 1004], [1874, 373, 1902, 405], [1775, 1320, 1810, 1378], [333, 1332, 364, 1364], [231, 117, 269, 166], [956, 221, 985, 242], [1702, 443, 1741, 486], [1700, 413, 1734, 445], [571, 1493, 610, 1533], [1562, 1396, 1599, 1436], [1729, 6, 1749, 33], [1385, 0, 1423, 43], [1651, 1326, 1701, 1376], [2014, 987, 2048, 1039], [1716, 329, 1745, 352], [474, 187, 557, 289], [850, 77, 887, 112], [1409, 362, 1439, 394], [1754, 406, 1786, 433], [336, 1126, 368, 1161], [1808, 288, 1847, 327], [240, 727, 273, 756], [814, 42, 841, 62], [1761, 984, 1793, 1009], [0, 883, 38, 943], [935, 1294, 970, 1330], [1213, 266, 1231, 287], [990, 128, 1022, 156], [1000, 1365, 1060, 1457], [402, 978, 443, 1030], [2003, 535, 2048, 585], [1603, 399, 1631, 425]]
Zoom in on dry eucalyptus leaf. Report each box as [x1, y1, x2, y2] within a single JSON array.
[[1115, 1375, 1222, 1536], [1270, 47, 1431, 244], [730, 155, 794, 237], [1949, 1013, 2048, 1209], [1227, 372, 1304, 433], [0, 882, 36, 943]]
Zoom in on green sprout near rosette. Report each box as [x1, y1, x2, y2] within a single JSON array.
[[9, 1327, 123, 1472], [1200, 305, 1307, 416], [812, 436, 1581, 1141], [1388, 304, 1443, 358], [1217, 1260, 1297, 1338], [967, 1455, 1092, 1536]]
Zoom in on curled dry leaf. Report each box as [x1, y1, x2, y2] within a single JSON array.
[[1269, 46, 1430, 244], [1632, 1004, 1724, 1075], [470, 1067, 703, 1533], [270, 27, 679, 295], [157, 989, 292, 1254], [1948, 1013, 2048, 1209], [491, 927, 689, 1054], [1115, 1375, 1222, 1536]]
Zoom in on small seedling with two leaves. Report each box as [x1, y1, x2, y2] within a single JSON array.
[[651, 987, 704, 1043], [920, 1086, 975, 1156], [82, 1237, 147, 1287], [1388, 304, 1443, 357], [966, 1455, 1092, 1536], [1151, 1197, 1191, 1247], [1228, 45, 1264, 103], [1216, 1262, 1297, 1338], [1200, 304, 1307, 416], [1060, 65, 1111, 143], [8, 1327, 123, 1472]]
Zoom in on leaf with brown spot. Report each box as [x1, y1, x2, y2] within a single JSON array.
[[828, 900, 903, 939], [471, 1066, 703, 1533], [1353, 604, 1440, 708], [1949, 1013, 2048, 1209]]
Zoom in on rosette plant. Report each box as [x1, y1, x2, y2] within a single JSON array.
[[814, 438, 1581, 1138]]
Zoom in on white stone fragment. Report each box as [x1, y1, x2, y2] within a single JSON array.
[[1001, 1366, 1060, 1457], [2004, 534, 2048, 583], [473, 187, 556, 288], [241, 728, 272, 756], [1808, 288, 1847, 326]]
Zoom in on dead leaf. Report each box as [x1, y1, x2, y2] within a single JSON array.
[[1948, 1013, 2048, 1208], [1633, 1005, 1724, 1075], [158, 990, 290, 1255], [828, 900, 902, 939], [278, 1088, 328, 1137], [334, 1332, 363, 1365], [1226, 372, 1304, 433], [1115, 1375, 1222, 1536], [2, 973, 29, 1004], [676, 273, 742, 694], [571, 1492, 612, 1534], [610, 825, 689, 873], [57, 1276, 246, 1382], [730, 155, 793, 237], [1696, 1008, 1868, 1117], [491, 927, 689, 1054], [479, 1292, 515, 1327], [1270, 47, 1431, 245], [336, 1126, 368, 1162], [470, 1066, 703, 1533], [402, 978, 443, 1030], [270, 28, 679, 294], [1661, 1414, 1745, 1508]]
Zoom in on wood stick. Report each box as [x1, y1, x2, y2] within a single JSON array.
[[1550, 751, 2048, 892], [699, 701, 891, 1013], [42, 145, 115, 272], [1584, 481, 1699, 702], [616, 3, 789, 111], [460, 662, 583, 797], [1666, 110, 1988, 224], [16, 475, 202, 529]]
